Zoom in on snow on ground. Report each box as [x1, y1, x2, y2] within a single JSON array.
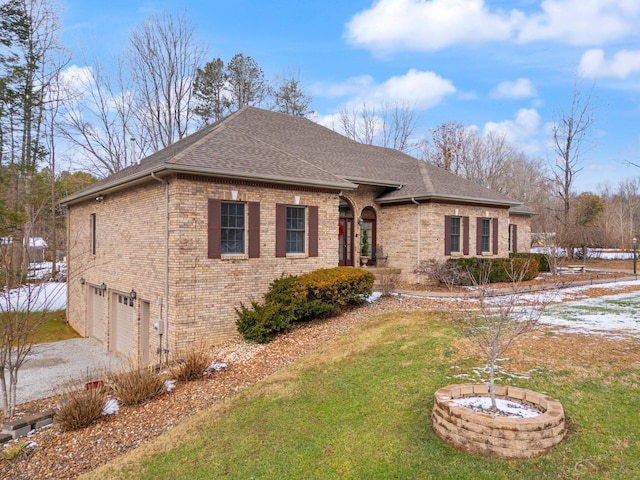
[[0, 282, 66, 312], [452, 396, 542, 418], [530, 247, 636, 260], [537, 289, 640, 337]]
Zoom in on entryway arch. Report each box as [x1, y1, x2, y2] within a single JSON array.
[[359, 206, 377, 266]]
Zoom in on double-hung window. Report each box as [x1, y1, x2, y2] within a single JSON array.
[[286, 206, 305, 253], [221, 202, 245, 254], [275, 203, 318, 258], [481, 218, 491, 252], [208, 198, 260, 259], [450, 217, 461, 253]]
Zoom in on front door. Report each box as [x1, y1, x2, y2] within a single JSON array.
[[338, 217, 353, 266]]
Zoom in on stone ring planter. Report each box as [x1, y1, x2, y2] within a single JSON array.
[[431, 383, 566, 459]]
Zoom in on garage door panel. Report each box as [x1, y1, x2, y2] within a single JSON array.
[[88, 287, 105, 342], [113, 293, 135, 358]]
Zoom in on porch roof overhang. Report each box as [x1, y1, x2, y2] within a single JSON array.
[[343, 176, 405, 189], [375, 192, 521, 208]]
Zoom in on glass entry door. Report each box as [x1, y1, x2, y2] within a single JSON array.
[[338, 217, 353, 266]]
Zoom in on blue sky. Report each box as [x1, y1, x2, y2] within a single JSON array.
[[57, 0, 640, 193]]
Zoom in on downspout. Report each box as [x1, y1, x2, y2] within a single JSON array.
[[411, 197, 421, 284], [151, 172, 169, 366]]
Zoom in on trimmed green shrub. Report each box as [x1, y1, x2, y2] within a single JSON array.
[[236, 267, 374, 343], [510, 252, 551, 272], [236, 301, 294, 343]]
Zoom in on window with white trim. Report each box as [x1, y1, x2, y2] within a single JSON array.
[[450, 217, 461, 253], [286, 206, 305, 253], [481, 218, 491, 252], [221, 202, 245, 254]]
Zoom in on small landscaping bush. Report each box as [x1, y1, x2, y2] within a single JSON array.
[[236, 302, 294, 343], [170, 344, 213, 382], [510, 252, 551, 272], [1, 438, 33, 461], [107, 361, 165, 406], [56, 383, 107, 432], [414, 259, 469, 289], [448, 257, 539, 284], [237, 267, 374, 343]]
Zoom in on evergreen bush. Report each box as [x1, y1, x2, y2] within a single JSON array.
[[236, 267, 374, 343]]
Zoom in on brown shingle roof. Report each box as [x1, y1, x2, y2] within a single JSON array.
[[61, 107, 520, 208]]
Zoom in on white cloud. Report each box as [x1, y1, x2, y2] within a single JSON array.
[[315, 69, 456, 110], [491, 78, 537, 99], [483, 108, 541, 152], [517, 0, 640, 45], [311, 75, 375, 98], [579, 48, 640, 79], [60, 65, 94, 94], [372, 69, 456, 108], [346, 0, 640, 52], [314, 70, 455, 138], [345, 0, 518, 52]]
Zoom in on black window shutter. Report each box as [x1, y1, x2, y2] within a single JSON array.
[[476, 217, 482, 255], [512, 224, 518, 254], [463, 216, 470, 255], [492, 218, 499, 254], [248, 202, 260, 258], [208, 199, 221, 259], [444, 216, 452, 256], [308, 206, 318, 257], [275, 203, 287, 257]]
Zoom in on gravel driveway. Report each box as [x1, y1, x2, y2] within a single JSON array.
[[16, 338, 125, 404]]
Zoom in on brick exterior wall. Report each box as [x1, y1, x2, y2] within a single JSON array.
[[66, 177, 532, 362], [378, 201, 514, 283], [510, 213, 532, 254], [67, 175, 339, 361]]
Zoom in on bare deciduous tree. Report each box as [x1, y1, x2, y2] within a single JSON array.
[[551, 80, 595, 257], [127, 10, 204, 151], [337, 100, 418, 152], [59, 60, 139, 177], [454, 260, 554, 411]]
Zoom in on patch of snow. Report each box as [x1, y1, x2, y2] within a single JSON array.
[[0, 282, 66, 312], [452, 396, 542, 418], [102, 399, 119, 415], [206, 362, 227, 373], [165, 379, 176, 392], [365, 292, 382, 303]]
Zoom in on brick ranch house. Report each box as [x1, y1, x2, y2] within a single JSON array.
[[61, 107, 533, 364]]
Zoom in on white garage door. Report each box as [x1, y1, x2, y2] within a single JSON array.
[[112, 293, 135, 357], [88, 286, 105, 342]]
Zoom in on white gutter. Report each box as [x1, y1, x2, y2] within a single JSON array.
[[411, 197, 421, 284], [151, 172, 169, 366]]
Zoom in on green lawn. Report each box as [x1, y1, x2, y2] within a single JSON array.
[[0, 310, 80, 344], [32, 310, 80, 343], [84, 310, 640, 480]]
